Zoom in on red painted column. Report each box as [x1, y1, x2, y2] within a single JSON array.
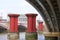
[[14, 17, 19, 32], [8, 14, 19, 32], [26, 14, 37, 40], [38, 22, 43, 31], [26, 14, 37, 32]]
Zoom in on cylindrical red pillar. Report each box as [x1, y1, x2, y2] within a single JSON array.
[[26, 14, 37, 32], [14, 16, 19, 32], [8, 14, 19, 32], [8, 14, 19, 40], [38, 22, 43, 31], [38, 21, 43, 34], [26, 14, 37, 40]]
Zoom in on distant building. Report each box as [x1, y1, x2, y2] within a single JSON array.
[[18, 14, 27, 27]]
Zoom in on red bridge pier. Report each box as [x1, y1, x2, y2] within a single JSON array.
[[26, 14, 38, 40], [38, 21, 43, 34], [8, 14, 20, 40]]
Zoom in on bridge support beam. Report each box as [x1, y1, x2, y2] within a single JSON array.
[[26, 14, 37, 40], [8, 14, 19, 40], [44, 32, 60, 40]]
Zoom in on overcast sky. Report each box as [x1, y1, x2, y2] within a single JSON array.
[[0, 0, 43, 21]]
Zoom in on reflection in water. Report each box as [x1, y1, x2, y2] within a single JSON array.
[[0, 32, 45, 40], [19, 32, 25, 40], [0, 34, 8, 40], [38, 34, 45, 40]]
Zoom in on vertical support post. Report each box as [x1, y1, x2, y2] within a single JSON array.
[[26, 14, 37, 40], [38, 21, 43, 34], [8, 14, 20, 40], [38, 21, 45, 40]]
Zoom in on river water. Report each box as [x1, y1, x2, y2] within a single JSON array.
[[0, 32, 45, 40]]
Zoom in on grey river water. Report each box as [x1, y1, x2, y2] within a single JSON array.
[[0, 32, 45, 40]]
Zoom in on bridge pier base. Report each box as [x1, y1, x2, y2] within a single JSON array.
[[26, 32, 37, 40], [8, 14, 20, 40], [8, 33, 19, 40], [26, 14, 37, 40]]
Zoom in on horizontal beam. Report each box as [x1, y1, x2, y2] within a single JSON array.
[[44, 32, 60, 37]]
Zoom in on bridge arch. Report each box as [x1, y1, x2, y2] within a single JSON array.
[[0, 24, 7, 33], [26, 0, 60, 32]]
